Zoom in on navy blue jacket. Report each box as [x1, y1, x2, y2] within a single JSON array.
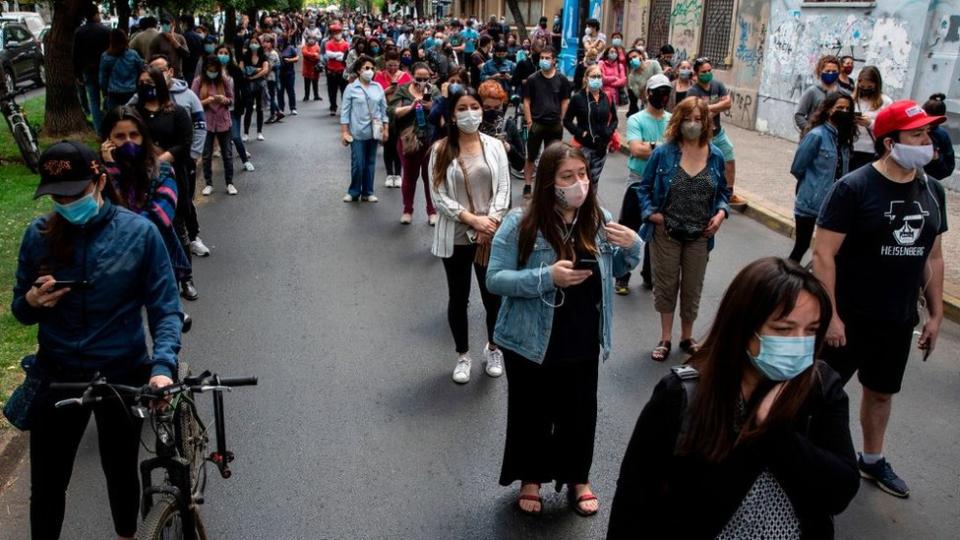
[[12, 201, 182, 379]]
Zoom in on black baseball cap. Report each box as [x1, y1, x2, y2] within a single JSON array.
[[34, 141, 103, 199]]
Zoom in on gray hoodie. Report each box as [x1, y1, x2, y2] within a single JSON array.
[[128, 78, 206, 159]]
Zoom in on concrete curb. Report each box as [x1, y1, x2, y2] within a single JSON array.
[[0, 428, 27, 492], [615, 146, 960, 323]]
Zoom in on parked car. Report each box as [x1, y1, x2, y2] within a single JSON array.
[[0, 21, 44, 93], [0, 11, 46, 37], [37, 24, 49, 55]]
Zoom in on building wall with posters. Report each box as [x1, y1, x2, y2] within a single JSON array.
[[450, 0, 564, 27]]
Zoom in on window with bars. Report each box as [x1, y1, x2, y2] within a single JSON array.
[[700, 0, 736, 69], [504, 0, 544, 27], [646, 0, 673, 54]]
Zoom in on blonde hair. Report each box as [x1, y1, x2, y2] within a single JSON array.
[[582, 65, 602, 90]]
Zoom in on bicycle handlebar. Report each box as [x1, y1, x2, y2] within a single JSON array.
[[49, 373, 257, 408]]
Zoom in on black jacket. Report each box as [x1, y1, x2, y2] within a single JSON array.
[[607, 361, 859, 539], [73, 22, 111, 78], [563, 89, 618, 152]]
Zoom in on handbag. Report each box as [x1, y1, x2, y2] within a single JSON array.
[[358, 85, 384, 142], [2, 354, 45, 431], [457, 155, 499, 266], [400, 125, 422, 154]]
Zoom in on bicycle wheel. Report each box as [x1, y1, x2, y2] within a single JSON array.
[[13, 121, 40, 173], [175, 362, 206, 496], [137, 496, 208, 540]]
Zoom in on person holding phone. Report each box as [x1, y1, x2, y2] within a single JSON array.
[[192, 54, 236, 195], [12, 141, 182, 540], [486, 142, 641, 516], [375, 49, 413, 188], [389, 62, 437, 222]]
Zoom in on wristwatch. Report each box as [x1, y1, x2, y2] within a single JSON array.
[[650, 142, 657, 150]]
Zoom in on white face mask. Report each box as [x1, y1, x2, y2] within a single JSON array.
[[455, 109, 483, 133], [889, 142, 934, 169], [359, 68, 374, 82]]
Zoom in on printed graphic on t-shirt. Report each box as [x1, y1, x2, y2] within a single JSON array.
[[881, 199, 930, 256]]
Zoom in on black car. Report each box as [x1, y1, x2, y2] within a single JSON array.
[[0, 20, 44, 93]]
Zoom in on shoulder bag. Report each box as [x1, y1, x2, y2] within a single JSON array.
[[3, 355, 46, 431], [358, 84, 384, 142]]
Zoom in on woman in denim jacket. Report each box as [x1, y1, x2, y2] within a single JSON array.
[[635, 97, 731, 361], [788, 92, 854, 263], [487, 142, 641, 517]]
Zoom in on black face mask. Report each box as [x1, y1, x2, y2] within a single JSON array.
[[858, 87, 875, 97], [480, 108, 504, 136], [831, 110, 853, 127], [647, 88, 671, 110], [137, 84, 158, 103]]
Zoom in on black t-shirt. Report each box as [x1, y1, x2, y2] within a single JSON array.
[[687, 80, 728, 133], [546, 249, 602, 363], [817, 165, 948, 324], [525, 70, 572, 124]]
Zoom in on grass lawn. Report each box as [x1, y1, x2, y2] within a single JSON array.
[[0, 94, 98, 423]]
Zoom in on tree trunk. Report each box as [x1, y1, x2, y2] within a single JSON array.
[[506, 0, 528, 40], [224, 7, 237, 44], [414, 0, 424, 19], [115, 0, 130, 34], [44, 0, 91, 137]]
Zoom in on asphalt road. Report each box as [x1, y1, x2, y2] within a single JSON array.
[[1, 82, 959, 539]]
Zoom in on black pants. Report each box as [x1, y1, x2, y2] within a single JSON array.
[[789, 215, 817, 263], [440, 244, 501, 354], [326, 70, 347, 112], [499, 349, 599, 487], [244, 84, 265, 134], [618, 182, 652, 285], [383, 129, 402, 176], [203, 130, 234, 186], [303, 77, 320, 100], [627, 88, 640, 117], [30, 365, 149, 539]]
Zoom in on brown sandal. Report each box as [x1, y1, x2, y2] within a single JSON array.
[[679, 338, 700, 355], [570, 491, 599, 517], [517, 483, 542, 515]]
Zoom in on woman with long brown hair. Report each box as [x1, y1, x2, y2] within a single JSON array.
[[608, 257, 859, 538], [850, 65, 892, 170], [637, 97, 730, 361], [428, 87, 511, 384], [487, 142, 641, 516], [192, 54, 236, 195]]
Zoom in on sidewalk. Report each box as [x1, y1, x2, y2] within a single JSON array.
[[615, 109, 960, 316]]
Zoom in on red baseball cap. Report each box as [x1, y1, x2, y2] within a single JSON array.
[[329, 23, 342, 32], [872, 99, 945, 140]]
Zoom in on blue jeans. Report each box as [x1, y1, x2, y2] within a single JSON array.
[[348, 138, 378, 198], [230, 112, 249, 162], [277, 71, 296, 113], [83, 75, 102, 135]]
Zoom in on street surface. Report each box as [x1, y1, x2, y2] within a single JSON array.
[[0, 86, 958, 539]]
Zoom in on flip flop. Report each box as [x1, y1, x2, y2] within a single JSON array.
[[517, 494, 542, 515], [569, 492, 599, 517], [679, 338, 700, 355]]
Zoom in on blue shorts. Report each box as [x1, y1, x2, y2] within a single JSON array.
[[712, 129, 735, 162]]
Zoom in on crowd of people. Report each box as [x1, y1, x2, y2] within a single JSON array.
[[6, 4, 954, 539]]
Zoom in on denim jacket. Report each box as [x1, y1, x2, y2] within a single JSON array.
[[635, 142, 731, 251], [486, 208, 642, 364], [791, 123, 850, 218]]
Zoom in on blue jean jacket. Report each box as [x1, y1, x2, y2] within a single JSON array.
[[486, 208, 642, 364], [634, 142, 731, 251], [791, 123, 850, 218]]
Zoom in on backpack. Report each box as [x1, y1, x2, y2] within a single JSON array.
[[670, 364, 699, 453]]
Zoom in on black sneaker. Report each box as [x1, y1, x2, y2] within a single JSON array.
[[180, 279, 199, 301], [858, 454, 910, 498]]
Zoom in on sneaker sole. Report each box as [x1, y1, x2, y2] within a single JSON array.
[[483, 360, 503, 378], [859, 470, 910, 498], [452, 376, 470, 384]]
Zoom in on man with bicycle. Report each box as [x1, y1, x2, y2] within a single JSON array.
[[11, 142, 182, 539]]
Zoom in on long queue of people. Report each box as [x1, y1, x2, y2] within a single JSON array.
[[6, 6, 951, 540]]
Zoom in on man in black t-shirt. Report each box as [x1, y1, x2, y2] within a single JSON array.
[[814, 100, 948, 499], [522, 46, 571, 198]]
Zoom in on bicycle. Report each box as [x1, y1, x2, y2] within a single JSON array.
[[0, 86, 40, 173], [504, 97, 528, 181], [50, 364, 257, 540]]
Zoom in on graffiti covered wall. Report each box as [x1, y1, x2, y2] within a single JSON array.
[[721, 0, 770, 130], [669, 0, 703, 62], [756, 1, 927, 141]]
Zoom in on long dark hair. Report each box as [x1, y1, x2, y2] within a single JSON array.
[[803, 92, 856, 148], [518, 142, 603, 265], [853, 65, 884, 111], [137, 66, 174, 110], [679, 257, 832, 462], [431, 87, 477, 190], [100, 106, 158, 211], [198, 54, 227, 100], [106, 28, 128, 56]]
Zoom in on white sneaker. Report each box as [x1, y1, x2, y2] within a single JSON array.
[[190, 237, 211, 257], [483, 346, 504, 378], [201, 185, 214, 196], [243, 161, 255, 172], [226, 184, 238, 195], [361, 195, 378, 203], [257, 132, 264, 141], [342, 194, 357, 202], [242, 134, 249, 142], [452, 355, 472, 384], [291, 109, 299, 116], [384, 175, 394, 187]]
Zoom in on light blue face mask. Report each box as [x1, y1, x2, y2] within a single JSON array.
[[54, 191, 100, 225], [587, 77, 602, 91], [748, 333, 815, 381], [539, 59, 552, 71]]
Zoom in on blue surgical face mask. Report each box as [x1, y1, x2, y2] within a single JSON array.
[[54, 190, 100, 225], [748, 333, 815, 381], [587, 77, 602, 91], [217, 54, 230, 65], [206, 70, 220, 79], [516, 50, 527, 62], [449, 82, 463, 94], [539, 58, 553, 71], [204, 44, 216, 54], [629, 57, 641, 70]]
